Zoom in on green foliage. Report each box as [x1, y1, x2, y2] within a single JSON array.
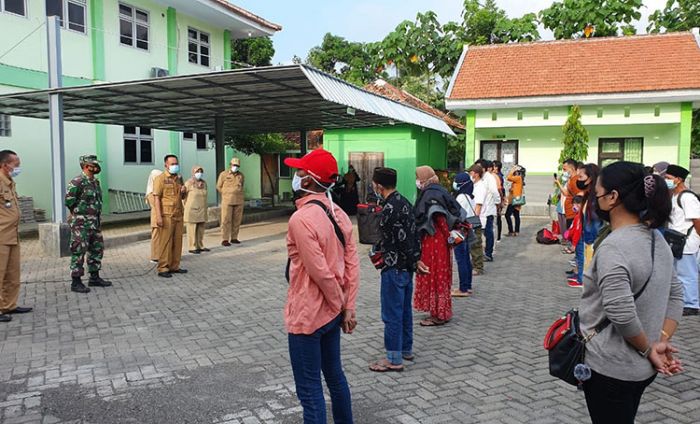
[[647, 0, 700, 33], [447, 135, 466, 169], [457, 0, 539, 46], [232, 37, 275, 67], [306, 33, 378, 86], [539, 0, 642, 39], [559, 106, 589, 166], [691, 110, 700, 159], [224, 133, 293, 156]]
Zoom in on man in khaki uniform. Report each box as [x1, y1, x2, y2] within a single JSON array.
[[0, 150, 32, 322], [217, 157, 245, 246], [153, 154, 187, 278]]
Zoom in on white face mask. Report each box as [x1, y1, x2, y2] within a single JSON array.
[[452, 181, 459, 191], [416, 179, 422, 190], [194, 172, 203, 180], [168, 164, 180, 174], [231, 165, 239, 173], [9, 166, 21, 178], [292, 174, 307, 192]]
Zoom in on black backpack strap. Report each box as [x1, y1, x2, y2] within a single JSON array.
[[593, 231, 655, 334], [308, 199, 346, 247]]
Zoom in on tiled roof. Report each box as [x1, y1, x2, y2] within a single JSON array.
[[447, 31, 700, 100], [365, 80, 465, 131], [210, 0, 282, 31]]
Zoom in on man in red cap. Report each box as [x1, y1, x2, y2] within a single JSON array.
[[283, 148, 359, 423]]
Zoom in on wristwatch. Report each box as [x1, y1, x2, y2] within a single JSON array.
[[638, 345, 652, 358]]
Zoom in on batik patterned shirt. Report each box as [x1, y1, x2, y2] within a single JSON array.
[[378, 191, 421, 272]]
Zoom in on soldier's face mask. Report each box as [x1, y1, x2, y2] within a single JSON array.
[[89, 165, 101, 175]]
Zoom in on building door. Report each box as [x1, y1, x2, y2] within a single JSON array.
[[480, 140, 519, 174], [598, 138, 643, 167], [348, 152, 384, 203], [261, 154, 279, 199]]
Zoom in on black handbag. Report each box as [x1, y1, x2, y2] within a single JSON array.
[[544, 232, 655, 386], [459, 194, 482, 230], [663, 228, 689, 260]]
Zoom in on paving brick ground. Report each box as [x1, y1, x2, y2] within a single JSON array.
[[1, 217, 699, 424]]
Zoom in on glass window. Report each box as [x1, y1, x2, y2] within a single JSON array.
[[196, 133, 207, 150], [119, 2, 148, 50], [183, 132, 194, 140], [67, 1, 86, 33], [598, 138, 644, 167], [124, 126, 153, 164], [654, 105, 661, 117], [279, 153, 299, 178], [543, 110, 549, 120], [491, 112, 497, 121], [4, 0, 26, 16], [0, 114, 11, 137], [45, 0, 63, 20], [187, 27, 211, 67], [517, 111, 523, 120]]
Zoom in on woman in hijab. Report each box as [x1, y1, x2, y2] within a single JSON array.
[[452, 172, 475, 297], [183, 165, 209, 254], [146, 169, 163, 262], [413, 166, 462, 326]]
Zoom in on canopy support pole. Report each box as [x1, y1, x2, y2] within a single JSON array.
[[215, 116, 225, 204], [300, 129, 307, 155]]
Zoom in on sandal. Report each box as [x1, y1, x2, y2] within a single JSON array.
[[420, 318, 447, 327], [562, 247, 575, 254], [402, 354, 415, 361], [369, 360, 404, 373], [451, 289, 473, 297]]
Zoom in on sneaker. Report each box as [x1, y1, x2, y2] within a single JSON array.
[[484, 256, 494, 262], [0, 314, 12, 322], [682, 307, 699, 316], [567, 279, 583, 288]]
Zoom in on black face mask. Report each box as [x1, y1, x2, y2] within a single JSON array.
[[595, 192, 618, 222], [576, 180, 588, 190]]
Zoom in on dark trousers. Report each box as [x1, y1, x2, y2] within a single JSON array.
[[288, 315, 353, 424], [470, 227, 484, 272], [583, 370, 655, 424], [454, 241, 472, 291], [505, 205, 520, 234], [484, 215, 495, 258], [380, 268, 413, 365], [496, 211, 503, 241]]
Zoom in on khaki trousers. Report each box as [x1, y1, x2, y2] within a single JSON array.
[[150, 227, 159, 260], [470, 227, 484, 272], [0, 244, 20, 313], [155, 215, 183, 273], [221, 204, 244, 241], [186, 222, 205, 251]]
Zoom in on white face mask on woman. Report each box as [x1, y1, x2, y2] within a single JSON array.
[[231, 165, 239, 173], [194, 172, 203, 180], [416, 179, 422, 190]]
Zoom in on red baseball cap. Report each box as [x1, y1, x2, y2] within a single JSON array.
[[284, 149, 338, 184]]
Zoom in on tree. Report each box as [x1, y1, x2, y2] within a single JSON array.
[[231, 37, 275, 67], [539, 0, 643, 39], [559, 105, 589, 166], [306, 34, 378, 86], [647, 0, 700, 157], [224, 133, 294, 205]]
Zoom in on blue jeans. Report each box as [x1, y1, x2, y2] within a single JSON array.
[[675, 254, 700, 309], [576, 239, 584, 283], [288, 315, 353, 424], [484, 215, 495, 258], [381, 268, 413, 365], [454, 241, 472, 292]]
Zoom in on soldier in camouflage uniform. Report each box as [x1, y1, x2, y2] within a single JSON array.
[[65, 155, 112, 293]]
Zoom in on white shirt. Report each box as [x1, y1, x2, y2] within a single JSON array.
[[472, 179, 496, 223], [482, 172, 501, 212], [456, 193, 476, 218], [669, 191, 700, 254]]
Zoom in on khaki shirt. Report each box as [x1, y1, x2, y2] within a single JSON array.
[[216, 171, 245, 206], [153, 171, 184, 219], [0, 173, 20, 245], [184, 180, 208, 223]]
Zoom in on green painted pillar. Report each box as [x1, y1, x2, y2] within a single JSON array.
[[223, 30, 232, 70], [465, 110, 476, 166], [90, 0, 110, 212], [679, 102, 692, 169], [166, 7, 180, 155]]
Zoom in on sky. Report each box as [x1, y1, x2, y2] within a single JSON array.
[[232, 0, 669, 65]]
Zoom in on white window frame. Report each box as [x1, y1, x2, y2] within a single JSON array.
[[0, 115, 11, 137], [118, 2, 149, 51], [123, 126, 153, 165], [183, 132, 210, 150], [1, 0, 27, 18], [45, 0, 87, 34], [187, 27, 210, 68]]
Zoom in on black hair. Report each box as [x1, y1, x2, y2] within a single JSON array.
[[582, 163, 600, 220], [563, 158, 577, 167], [163, 154, 178, 163], [576, 162, 585, 169], [493, 160, 502, 170], [572, 195, 584, 204], [599, 161, 670, 229], [0, 150, 17, 164]]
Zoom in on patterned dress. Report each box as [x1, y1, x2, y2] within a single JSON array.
[[414, 214, 453, 321]]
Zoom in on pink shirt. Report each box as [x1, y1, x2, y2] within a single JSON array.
[[285, 193, 360, 335]]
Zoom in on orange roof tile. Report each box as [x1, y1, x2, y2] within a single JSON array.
[[364, 80, 465, 131], [447, 32, 700, 100], [210, 0, 282, 32]]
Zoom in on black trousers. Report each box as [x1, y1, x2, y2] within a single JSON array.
[[583, 370, 656, 424], [505, 205, 520, 233]]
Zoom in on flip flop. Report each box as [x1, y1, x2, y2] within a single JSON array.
[[420, 318, 447, 327], [369, 360, 404, 373], [451, 289, 473, 297]]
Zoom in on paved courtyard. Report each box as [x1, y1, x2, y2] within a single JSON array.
[[1, 217, 699, 424]]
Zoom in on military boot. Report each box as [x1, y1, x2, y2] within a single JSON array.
[[71, 277, 90, 294], [88, 272, 112, 287]]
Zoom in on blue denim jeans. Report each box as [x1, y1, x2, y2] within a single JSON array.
[[454, 240, 472, 292], [288, 314, 353, 424], [484, 215, 495, 258], [676, 254, 700, 309], [576, 238, 584, 283], [381, 268, 413, 365]]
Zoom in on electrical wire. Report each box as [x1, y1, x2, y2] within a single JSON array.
[[0, 21, 46, 62]]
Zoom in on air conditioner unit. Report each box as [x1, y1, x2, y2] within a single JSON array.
[[151, 67, 169, 78]]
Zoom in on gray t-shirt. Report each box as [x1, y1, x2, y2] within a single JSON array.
[[579, 224, 684, 381]]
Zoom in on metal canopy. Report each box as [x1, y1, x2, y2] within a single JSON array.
[[0, 65, 455, 137]]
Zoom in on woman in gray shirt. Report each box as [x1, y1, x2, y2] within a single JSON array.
[[581, 161, 684, 424]]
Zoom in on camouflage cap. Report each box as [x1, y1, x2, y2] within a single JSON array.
[[79, 154, 101, 166]]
